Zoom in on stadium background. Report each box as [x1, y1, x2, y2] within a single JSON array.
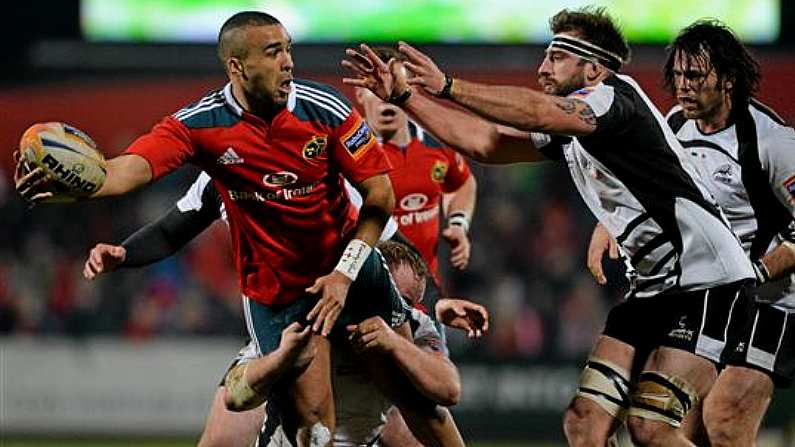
[[1, 1, 793, 445]]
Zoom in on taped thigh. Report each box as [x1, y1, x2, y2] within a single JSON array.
[[628, 371, 698, 428], [575, 358, 632, 420]]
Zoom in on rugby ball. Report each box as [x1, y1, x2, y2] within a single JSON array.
[[19, 122, 107, 200]]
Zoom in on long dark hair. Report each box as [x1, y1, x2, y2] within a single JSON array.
[[663, 20, 760, 105]]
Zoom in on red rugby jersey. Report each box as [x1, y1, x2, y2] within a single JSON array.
[[385, 123, 471, 282], [126, 80, 391, 306]]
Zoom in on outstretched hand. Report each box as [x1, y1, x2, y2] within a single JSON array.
[[435, 298, 489, 338], [397, 41, 447, 96], [342, 44, 410, 102], [83, 243, 127, 280]]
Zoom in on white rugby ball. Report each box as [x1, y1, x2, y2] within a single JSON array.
[[19, 122, 107, 200]]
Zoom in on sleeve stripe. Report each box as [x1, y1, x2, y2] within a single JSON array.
[[295, 84, 351, 115], [295, 93, 348, 122], [173, 92, 224, 120], [175, 101, 226, 122]]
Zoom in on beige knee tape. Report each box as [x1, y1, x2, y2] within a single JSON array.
[[575, 358, 632, 420], [628, 371, 698, 428], [224, 363, 260, 409]]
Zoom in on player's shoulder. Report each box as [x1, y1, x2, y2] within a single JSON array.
[[665, 105, 688, 134], [748, 100, 795, 155], [291, 79, 354, 127], [171, 87, 240, 129], [568, 74, 637, 117], [749, 99, 791, 132], [408, 121, 444, 149]]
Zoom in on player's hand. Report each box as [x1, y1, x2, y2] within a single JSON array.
[[587, 223, 619, 285], [442, 225, 470, 270], [346, 316, 400, 354], [398, 41, 447, 96], [306, 270, 352, 336], [342, 44, 410, 102], [278, 322, 315, 370], [435, 298, 489, 338], [83, 243, 127, 280], [13, 150, 54, 204]]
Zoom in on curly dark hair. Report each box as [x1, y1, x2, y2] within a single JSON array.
[[663, 19, 760, 105], [550, 6, 631, 64]]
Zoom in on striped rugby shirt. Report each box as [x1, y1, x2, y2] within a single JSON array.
[[125, 79, 392, 306], [539, 74, 754, 298], [667, 100, 795, 308]]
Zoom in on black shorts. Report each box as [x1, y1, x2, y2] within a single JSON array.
[[724, 301, 795, 388], [603, 281, 755, 370]]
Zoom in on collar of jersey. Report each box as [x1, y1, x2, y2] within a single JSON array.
[[222, 82, 298, 118]]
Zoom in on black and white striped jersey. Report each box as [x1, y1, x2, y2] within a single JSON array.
[[667, 100, 795, 308], [539, 74, 753, 298]]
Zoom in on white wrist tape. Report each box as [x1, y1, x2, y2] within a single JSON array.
[[447, 212, 470, 234], [335, 239, 372, 281], [530, 132, 553, 148]]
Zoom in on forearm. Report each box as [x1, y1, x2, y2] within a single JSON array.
[[353, 176, 395, 246], [225, 349, 292, 411], [402, 93, 502, 162], [759, 241, 795, 281], [444, 176, 476, 219], [449, 79, 555, 132], [389, 340, 461, 406], [91, 154, 153, 198]]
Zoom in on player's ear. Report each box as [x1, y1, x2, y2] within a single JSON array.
[[354, 87, 365, 104], [584, 62, 603, 82], [227, 57, 244, 78]]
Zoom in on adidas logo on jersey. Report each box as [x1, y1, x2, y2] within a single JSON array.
[[217, 148, 244, 165]]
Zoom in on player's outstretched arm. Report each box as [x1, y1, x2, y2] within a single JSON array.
[[342, 45, 547, 164], [225, 323, 315, 412], [83, 175, 222, 279], [91, 154, 153, 198], [347, 317, 461, 406], [397, 41, 598, 137]]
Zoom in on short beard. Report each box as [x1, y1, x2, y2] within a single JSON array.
[[554, 71, 587, 97]]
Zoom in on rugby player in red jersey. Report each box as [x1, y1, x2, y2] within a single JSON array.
[[15, 11, 463, 447]]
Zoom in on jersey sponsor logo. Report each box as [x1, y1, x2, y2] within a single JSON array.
[[400, 193, 428, 211], [431, 160, 449, 183], [262, 171, 299, 188], [217, 147, 244, 165], [783, 174, 795, 202], [399, 208, 438, 226], [342, 119, 376, 159], [712, 163, 736, 185], [302, 135, 328, 160], [228, 181, 320, 203]]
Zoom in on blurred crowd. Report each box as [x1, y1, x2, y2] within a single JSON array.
[[1, 160, 626, 363]]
